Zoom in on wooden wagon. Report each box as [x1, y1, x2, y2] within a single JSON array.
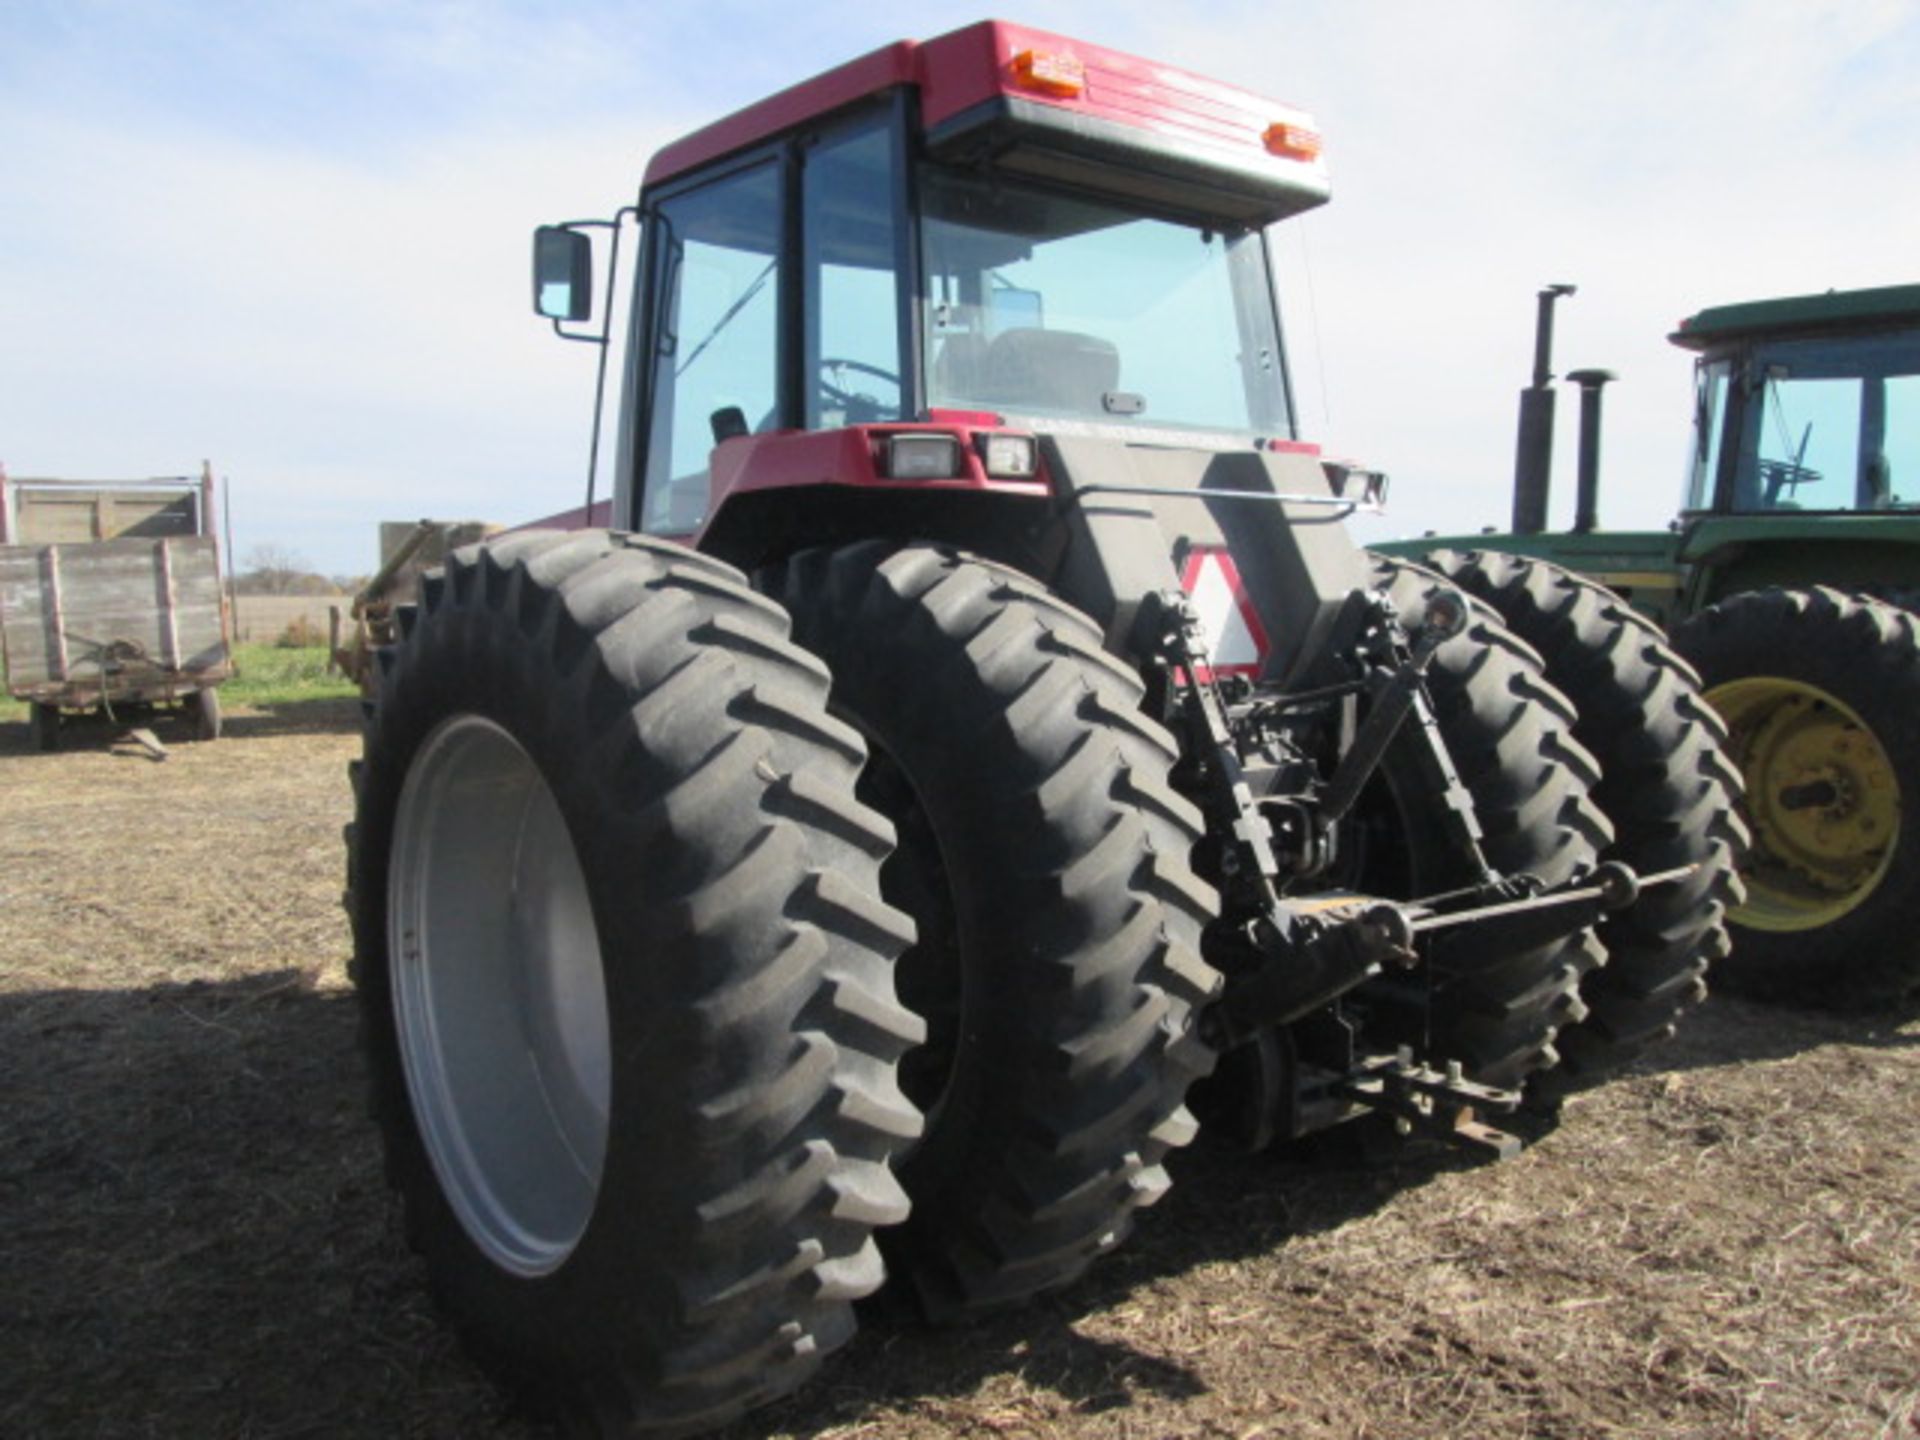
[[0, 463, 233, 751]]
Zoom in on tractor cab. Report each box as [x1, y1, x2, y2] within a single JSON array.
[[1660, 284, 1920, 609], [1678, 284, 1920, 518], [533, 21, 1330, 565]]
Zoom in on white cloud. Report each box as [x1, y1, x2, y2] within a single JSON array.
[[1148, 0, 1920, 540], [2, 0, 1916, 570], [1, 102, 688, 570]]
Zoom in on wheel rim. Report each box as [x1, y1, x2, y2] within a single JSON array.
[[389, 715, 610, 1276], [1709, 676, 1901, 932]]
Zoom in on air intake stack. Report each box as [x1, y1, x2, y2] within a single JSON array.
[[1511, 283, 1576, 534]]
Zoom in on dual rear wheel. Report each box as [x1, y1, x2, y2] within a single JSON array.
[[349, 535, 1223, 1429], [1421, 551, 1749, 1093], [1417, 562, 1915, 1014], [1358, 556, 1617, 1092]]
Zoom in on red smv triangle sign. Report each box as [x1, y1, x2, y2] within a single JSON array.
[[1178, 548, 1270, 678]]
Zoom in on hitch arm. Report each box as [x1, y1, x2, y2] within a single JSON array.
[[1407, 860, 1696, 933], [1317, 586, 1471, 827], [1133, 589, 1286, 893], [1206, 860, 1695, 1049]]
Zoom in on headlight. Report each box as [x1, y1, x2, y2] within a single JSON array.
[[976, 432, 1038, 479], [885, 434, 963, 480]]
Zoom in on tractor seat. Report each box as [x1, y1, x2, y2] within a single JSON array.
[[975, 328, 1120, 413]]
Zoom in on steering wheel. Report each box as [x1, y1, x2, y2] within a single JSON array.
[[819, 356, 902, 415]]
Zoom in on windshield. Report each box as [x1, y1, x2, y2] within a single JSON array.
[[919, 167, 1290, 436], [1717, 331, 1920, 513]]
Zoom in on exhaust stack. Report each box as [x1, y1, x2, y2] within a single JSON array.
[[1511, 283, 1576, 534]]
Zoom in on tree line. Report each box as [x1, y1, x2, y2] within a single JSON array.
[[235, 543, 368, 596]]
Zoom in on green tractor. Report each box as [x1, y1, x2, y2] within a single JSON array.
[[1382, 283, 1920, 1006]]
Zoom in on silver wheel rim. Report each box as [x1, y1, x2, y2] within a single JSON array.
[[389, 715, 610, 1277]]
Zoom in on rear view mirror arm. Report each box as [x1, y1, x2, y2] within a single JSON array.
[[538, 208, 639, 519]]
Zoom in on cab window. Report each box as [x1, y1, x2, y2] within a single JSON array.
[[804, 113, 905, 427]]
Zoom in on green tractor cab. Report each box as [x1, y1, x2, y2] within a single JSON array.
[[1381, 283, 1920, 1007]]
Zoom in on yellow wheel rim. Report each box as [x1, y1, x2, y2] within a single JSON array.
[[1709, 676, 1901, 932]]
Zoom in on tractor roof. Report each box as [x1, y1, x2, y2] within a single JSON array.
[[1671, 282, 1920, 351], [642, 20, 1328, 224]]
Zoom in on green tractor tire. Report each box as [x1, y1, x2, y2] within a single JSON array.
[[1670, 587, 1920, 1007]]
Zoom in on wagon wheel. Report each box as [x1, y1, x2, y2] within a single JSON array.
[[30, 702, 60, 752], [184, 688, 223, 741]]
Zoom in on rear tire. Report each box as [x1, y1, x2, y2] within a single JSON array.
[[29, 702, 59, 752], [1670, 586, 1920, 1006], [766, 542, 1221, 1319], [1427, 550, 1747, 1096], [1361, 555, 1614, 1088], [347, 530, 921, 1434]]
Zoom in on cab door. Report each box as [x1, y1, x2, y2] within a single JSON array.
[[628, 101, 910, 540]]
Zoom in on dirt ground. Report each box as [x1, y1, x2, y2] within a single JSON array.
[[2, 703, 1916, 1440]]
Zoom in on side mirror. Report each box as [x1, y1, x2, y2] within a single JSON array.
[[533, 226, 593, 322]]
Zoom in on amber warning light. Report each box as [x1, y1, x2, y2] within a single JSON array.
[[1263, 121, 1322, 163], [1011, 48, 1086, 99]]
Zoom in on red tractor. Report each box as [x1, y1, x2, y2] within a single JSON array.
[[345, 22, 1744, 1435]]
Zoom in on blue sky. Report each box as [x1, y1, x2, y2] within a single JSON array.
[[3, 0, 1917, 575]]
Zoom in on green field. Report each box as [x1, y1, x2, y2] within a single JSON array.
[[1, 643, 356, 722]]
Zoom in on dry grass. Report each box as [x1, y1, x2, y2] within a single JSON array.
[[2, 705, 1915, 1440]]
